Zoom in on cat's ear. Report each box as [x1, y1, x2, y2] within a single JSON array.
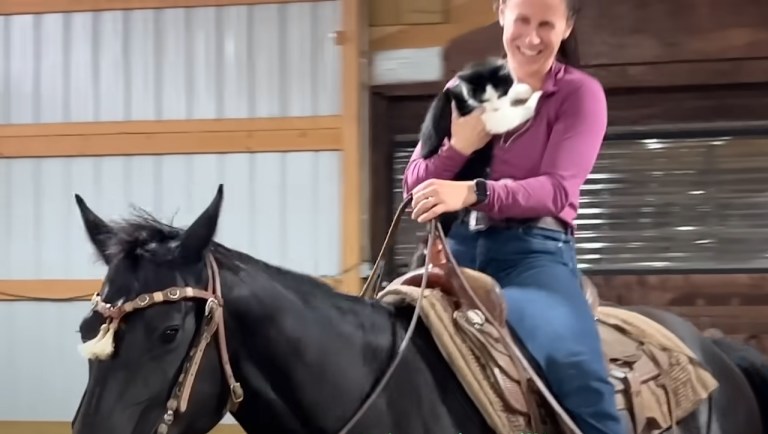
[[455, 70, 471, 84], [418, 89, 455, 159], [445, 83, 464, 103]]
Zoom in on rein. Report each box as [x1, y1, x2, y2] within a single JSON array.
[[79, 255, 243, 434], [335, 194, 432, 433]]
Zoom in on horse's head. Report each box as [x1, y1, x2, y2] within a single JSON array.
[[72, 185, 236, 434]]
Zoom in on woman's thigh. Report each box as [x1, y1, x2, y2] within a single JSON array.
[[445, 220, 479, 269], [479, 226, 599, 365], [501, 267, 598, 353]]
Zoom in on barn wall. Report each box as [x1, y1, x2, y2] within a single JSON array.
[[0, 1, 342, 427]]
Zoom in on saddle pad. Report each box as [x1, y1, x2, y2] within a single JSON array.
[[596, 306, 720, 431], [378, 284, 529, 434]]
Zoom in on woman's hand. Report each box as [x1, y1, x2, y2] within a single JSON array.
[[450, 104, 492, 155], [411, 179, 477, 223]]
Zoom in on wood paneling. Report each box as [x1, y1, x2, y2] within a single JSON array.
[[0, 277, 343, 301], [605, 83, 768, 127], [370, 0, 494, 51], [574, 0, 768, 88], [0, 116, 342, 158], [371, 0, 447, 26], [589, 273, 768, 354], [0, 0, 331, 16], [583, 59, 768, 89], [577, 0, 768, 66], [443, 23, 504, 81]]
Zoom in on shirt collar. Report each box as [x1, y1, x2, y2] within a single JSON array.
[[542, 59, 565, 94]]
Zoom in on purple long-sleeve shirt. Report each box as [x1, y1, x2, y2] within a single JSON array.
[[402, 60, 607, 227]]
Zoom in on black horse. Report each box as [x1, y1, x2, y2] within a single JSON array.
[[71, 185, 768, 434]]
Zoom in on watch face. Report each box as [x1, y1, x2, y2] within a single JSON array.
[[475, 179, 487, 201]]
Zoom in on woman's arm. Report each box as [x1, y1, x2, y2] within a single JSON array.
[[471, 77, 608, 219], [402, 138, 470, 196], [402, 77, 491, 195]]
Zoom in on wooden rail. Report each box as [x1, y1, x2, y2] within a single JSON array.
[[0, 116, 343, 157], [0, 0, 332, 16], [0, 277, 342, 301]]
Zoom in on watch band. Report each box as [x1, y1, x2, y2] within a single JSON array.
[[473, 178, 488, 205]]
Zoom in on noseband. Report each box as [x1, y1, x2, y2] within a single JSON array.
[[81, 254, 243, 434]]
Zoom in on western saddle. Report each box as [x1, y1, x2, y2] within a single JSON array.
[[361, 198, 718, 434]]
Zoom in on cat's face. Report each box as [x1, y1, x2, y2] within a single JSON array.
[[456, 61, 515, 106]]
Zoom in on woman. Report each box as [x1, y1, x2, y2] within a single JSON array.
[[401, 0, 624, 433]]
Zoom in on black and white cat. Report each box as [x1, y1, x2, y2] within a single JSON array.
[[415, 57, 543, 235], [418, 56, 542, 161]]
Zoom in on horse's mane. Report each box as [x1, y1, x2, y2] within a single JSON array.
[[103, 207, 185, 263], [101, 206, 337, 296]]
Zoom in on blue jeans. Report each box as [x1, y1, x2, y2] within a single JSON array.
[[447, 220, 624, 434]]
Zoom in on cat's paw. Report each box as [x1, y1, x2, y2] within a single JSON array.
[[508, 83, 533, 100], [482, 109, 520, 134], [525, 90, 543, 107], [481, 110, 503, 134]]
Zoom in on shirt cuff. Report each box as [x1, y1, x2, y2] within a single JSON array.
[[471, 179, 516, 217]]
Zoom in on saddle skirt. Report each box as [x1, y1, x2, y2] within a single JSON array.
[[378, 268, 719, 434]]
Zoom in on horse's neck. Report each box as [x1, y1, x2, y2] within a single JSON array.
[[221, 266, 398, 432]]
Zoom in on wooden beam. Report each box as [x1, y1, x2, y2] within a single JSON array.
[[370, 0, 495, 51], [0, 116, 343, 158], [0, 277, 342, 301], [339, 0, 363, 295], [0, 422, 245, 434], [0, 0, 332, 16]]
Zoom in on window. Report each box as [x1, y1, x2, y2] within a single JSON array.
[[387, 132, 768, 275], [577, 133, 768, 271]]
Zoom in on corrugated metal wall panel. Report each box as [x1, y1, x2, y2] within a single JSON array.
[[0, 151, 342, 421], [0, 152, 342, 280], [0, 1, 341, 123], [576, 136, 768, 270], [0, 301, 91, 421]]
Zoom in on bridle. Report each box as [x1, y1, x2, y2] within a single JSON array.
[[84, 254, 243, 434]]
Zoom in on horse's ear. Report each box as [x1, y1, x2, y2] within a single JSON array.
[[75, 194, 116, 265], [177, 184, 224, 263]]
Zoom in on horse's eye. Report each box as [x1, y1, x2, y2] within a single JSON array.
[[159, 326, 180, 344]]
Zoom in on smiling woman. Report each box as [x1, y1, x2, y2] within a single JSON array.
[[400, 0, 620, 431]]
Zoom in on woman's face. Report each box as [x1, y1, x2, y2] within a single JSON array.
[[498, 0, 573, 80]]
